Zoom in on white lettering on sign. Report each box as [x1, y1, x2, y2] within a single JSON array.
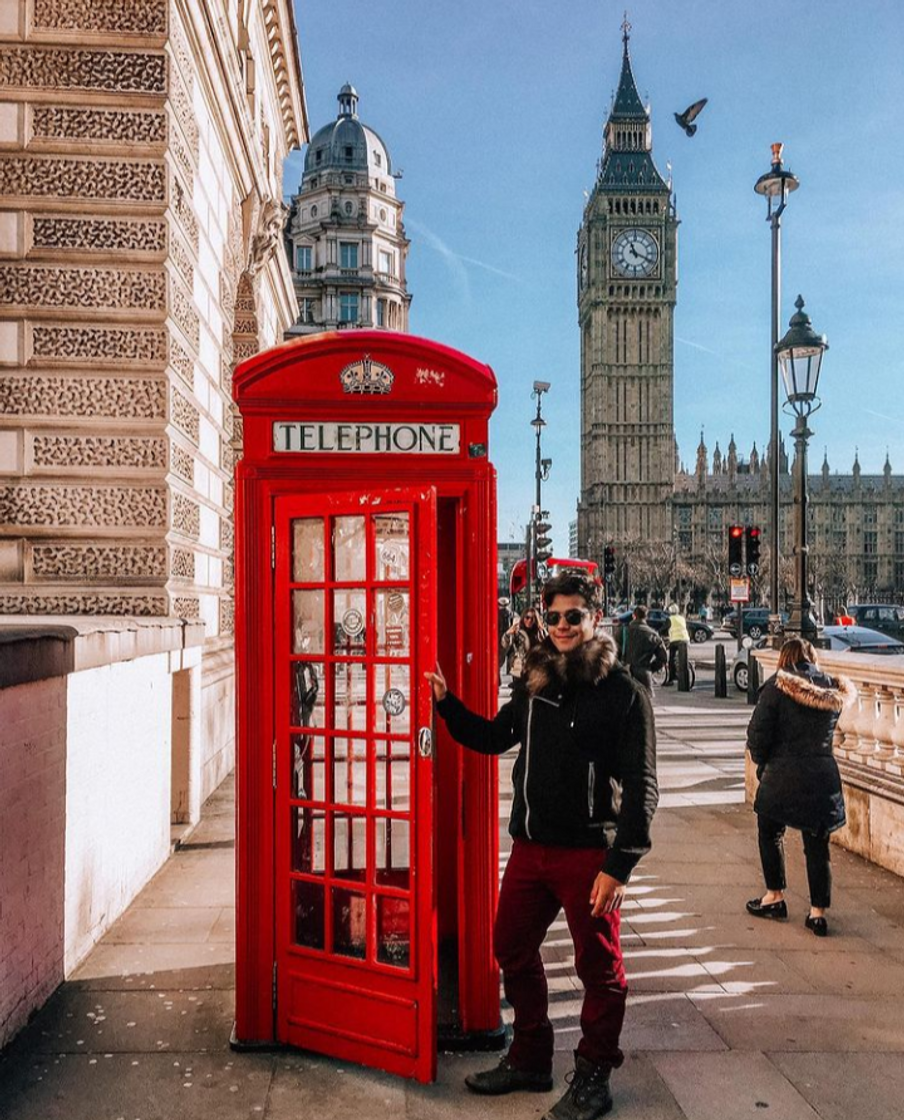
[[273, 422, 461, 455]]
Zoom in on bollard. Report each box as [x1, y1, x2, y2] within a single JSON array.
[[747, 652, 760, 705], [714, 643, 727, 698], [677, 641, 690, 692]]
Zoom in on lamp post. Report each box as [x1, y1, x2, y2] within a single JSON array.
[[525, 380, 551, 610], [776, 296, 828, 641], [755, 143, 799, 640]]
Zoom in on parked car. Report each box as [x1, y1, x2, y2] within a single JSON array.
[[614, 608, 713, 644], [722, 607, 788, 640], [730, 625, 904, 691], [846, 604, 904, 642]]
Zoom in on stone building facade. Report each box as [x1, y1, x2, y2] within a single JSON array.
[[676, 437, 904, 612], [0, 0, 306, 780], [0, 0, 306, 1045], [577, 27, 903, 612], [284, 83, 411, 336]]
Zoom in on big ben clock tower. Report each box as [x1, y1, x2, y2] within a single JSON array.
[[577, 21, 677, 564]]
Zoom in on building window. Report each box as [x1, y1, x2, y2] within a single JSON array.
[[708, 507, 723, 531], [344, 145, 353, 159], [315, 149, 322, 165], [339, 242, 358, 270], [374, 151, 382, 167], [676, 506, 691, 529], [339, 292, 358, 323], [344, 201, 353, 215], [376, 299, 386, 327], [895, 531, 904, 555], [300, 298, 315, 324], [310, 204, 317, 217], [378, 249, 394, 276], [863, 506, 878, 526], [295, 245, 312, 273], [864, 531, 878, 555], [863, 559, 878, 587], [344, 174, 353, 184]]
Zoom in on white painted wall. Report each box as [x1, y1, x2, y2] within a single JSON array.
[[64, 654, 173, 973]]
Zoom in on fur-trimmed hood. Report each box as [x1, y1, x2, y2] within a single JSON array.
[[524, 634, 619, 697], [775, 667, 857, 712]]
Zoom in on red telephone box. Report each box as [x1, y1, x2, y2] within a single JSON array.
[[232, 330, 503, 1082]]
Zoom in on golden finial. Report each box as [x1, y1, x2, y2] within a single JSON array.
[[622, 11, 632, 42]]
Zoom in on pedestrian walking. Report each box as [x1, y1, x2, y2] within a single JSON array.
[[425, 574, 659, 1120], [745, 637, 856, 936], [623, 605, 668, 692], [501, 606, 545, 690], [664, 603, 689, 685]]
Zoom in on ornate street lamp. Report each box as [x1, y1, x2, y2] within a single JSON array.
[[525, 380, 551, 609], [777, 296, 829, 640], [755, 142, 799, 639]]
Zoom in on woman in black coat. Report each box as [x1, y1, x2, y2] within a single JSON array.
[[745, 638, 856, 936]]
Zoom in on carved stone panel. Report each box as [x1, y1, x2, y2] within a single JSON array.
[[31, 107, 167, 146], [170, 389, 199, 443], [31, 434, 167, 470], [171, 596, 200, 619], [170, 444, 193, 484], [170, 547, 194, 579], [170, 279, 199, 348], [32, 0, 168, 35], [0, 592, 167, 616], [0, 484, 166, 527], [31, 325, 167, 366], [0, 48, 166, 95], [31, 543, 167, 581], [0, 265, 166, 313], [169, 174, 199, 250], [0, 156, 166, 204], [219, 596, 234, 635], [172, 492, 200, 539], [31, 217, 167, 255], [0, 376, 166, 419]]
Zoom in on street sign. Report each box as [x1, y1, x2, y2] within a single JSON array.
[[730, 577, 750, 603]]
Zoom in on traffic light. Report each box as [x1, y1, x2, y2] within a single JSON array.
[[746, 525, 761, 576], [534, 513, 553, 564], [603, 545, 616, 580], [728, 525, 744, 577]]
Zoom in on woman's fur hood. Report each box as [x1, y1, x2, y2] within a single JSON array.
[[524, 633, 619, 697], [775, 667, 857, 712]]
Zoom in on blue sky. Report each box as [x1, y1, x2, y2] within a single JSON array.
[[287, 0, 904, 554]]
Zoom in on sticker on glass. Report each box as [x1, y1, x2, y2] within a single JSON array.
[[379, 543, 403, 577], [382, 688, 406, 717], [341, 607, 365, 638]]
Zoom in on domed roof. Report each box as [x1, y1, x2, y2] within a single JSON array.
[[302, 84, 395, 192]]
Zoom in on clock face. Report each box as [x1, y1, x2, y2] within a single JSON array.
[[611, 228, 659, 278]]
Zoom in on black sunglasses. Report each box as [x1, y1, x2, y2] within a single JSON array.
[[545, 608, 589, 627]]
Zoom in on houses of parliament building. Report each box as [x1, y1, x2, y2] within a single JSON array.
[[576, 27, 904, 609]]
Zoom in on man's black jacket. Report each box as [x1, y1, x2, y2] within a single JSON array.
[[436, 635, 659, 882]]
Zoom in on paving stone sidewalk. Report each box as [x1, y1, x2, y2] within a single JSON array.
[[3, 685, 904, 1119]]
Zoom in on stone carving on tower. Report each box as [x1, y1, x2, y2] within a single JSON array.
[[576, 20, 678, 562], [285, 84, 411, 335]]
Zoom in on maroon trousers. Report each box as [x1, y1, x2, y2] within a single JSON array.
[[494, 839, 627, 1073]]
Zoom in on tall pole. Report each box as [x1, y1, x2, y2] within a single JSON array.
[[755, 142, 798, 641], [526, 382, 550, 610], [788, 413, 817, 639]]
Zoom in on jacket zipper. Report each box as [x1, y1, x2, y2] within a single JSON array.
[[524, 697, 535, 839], [588, 761, 596, 819]]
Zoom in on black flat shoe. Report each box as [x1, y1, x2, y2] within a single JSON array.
[[746, 897, 788, 920], [805, 915, 828, 937]]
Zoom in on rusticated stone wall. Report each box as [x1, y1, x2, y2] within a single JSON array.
[[0, 0, 304, 634]]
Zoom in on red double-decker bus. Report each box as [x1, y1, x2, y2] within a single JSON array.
[[508, 557, 601, 615]]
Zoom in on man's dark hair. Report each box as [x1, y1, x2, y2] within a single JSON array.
[[633, 605, 647, 621], [541, 573, 599, 609]]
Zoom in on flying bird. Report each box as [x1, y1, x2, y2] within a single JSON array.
[[674, 97, 708, 136]]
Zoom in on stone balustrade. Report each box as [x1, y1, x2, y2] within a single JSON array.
[[753, 649, 904, 877]]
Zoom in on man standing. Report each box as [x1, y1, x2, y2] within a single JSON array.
[[623, 605, 668, 692], [664, 603, 690, 686], [425, 574, 658, 1120]]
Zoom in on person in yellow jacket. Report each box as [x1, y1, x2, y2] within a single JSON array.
[[665, 603, 690, 686]]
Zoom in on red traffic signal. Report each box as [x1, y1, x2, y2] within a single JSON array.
[[728, 525, 744, 576], [746, 525, 761, 575]]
